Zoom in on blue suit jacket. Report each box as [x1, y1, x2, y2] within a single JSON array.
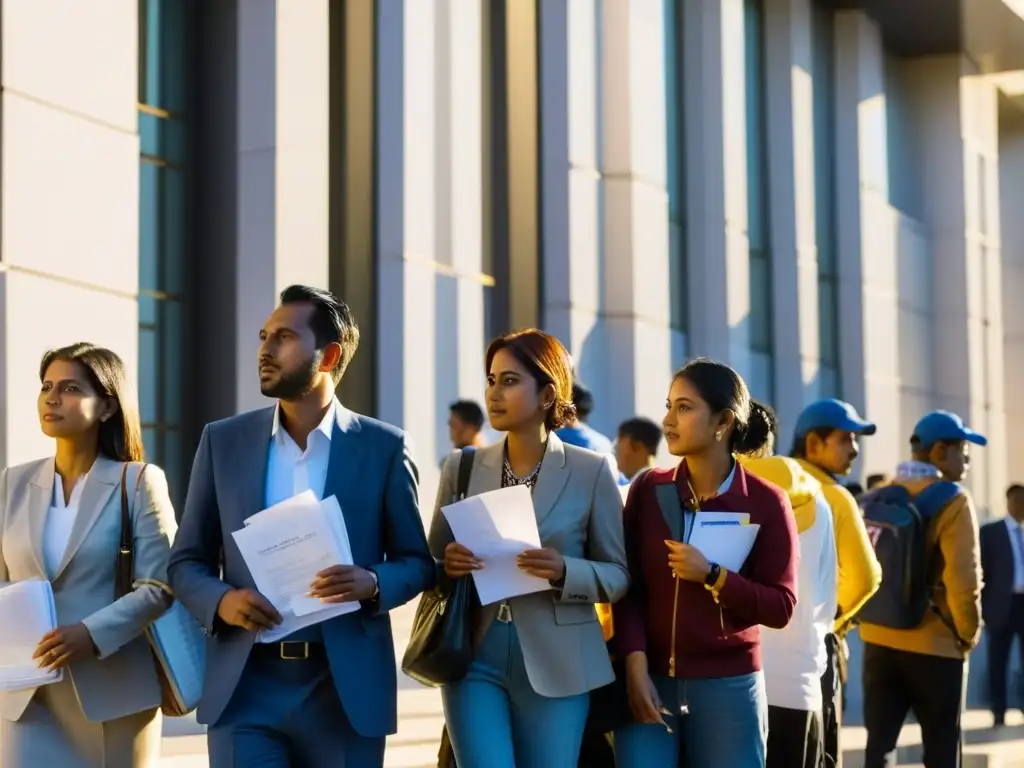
[[981, 519, 1017, 632], [167, 406, 435, 736]]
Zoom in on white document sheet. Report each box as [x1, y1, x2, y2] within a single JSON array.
[[233, 493, 359, 643], [0, 580, 63, 692], [441, 485, 550, 606], [689, 522, 761, 573]]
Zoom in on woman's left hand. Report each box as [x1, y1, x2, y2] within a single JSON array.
[[666, 540, 711, 583], [34, 623, 96, 671], [517, 548, 566, 582]]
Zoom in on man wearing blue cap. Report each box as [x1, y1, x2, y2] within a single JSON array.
[[791, 399, 884, 768], [859, 410, 985, 768]]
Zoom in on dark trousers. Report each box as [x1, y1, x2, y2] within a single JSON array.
[[862, 643, 965, 768], [768, 705, 823, 768], [987, 594, 1024, 721], [208, 646, 385, 768], [821, 634, 843, 767]]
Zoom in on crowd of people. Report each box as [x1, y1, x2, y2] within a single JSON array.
[[0, 283, 1020, 768]]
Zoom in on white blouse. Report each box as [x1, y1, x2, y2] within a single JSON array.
[[43, 472, 88, 579]]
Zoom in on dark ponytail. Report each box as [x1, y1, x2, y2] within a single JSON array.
[[733, 399, 777, 457], [673, 358, 777, 457]]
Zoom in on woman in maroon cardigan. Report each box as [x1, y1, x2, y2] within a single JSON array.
[[612, 358, 799, 767]]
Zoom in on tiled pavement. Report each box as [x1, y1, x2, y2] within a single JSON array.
[[160, 604, 1024, 767]]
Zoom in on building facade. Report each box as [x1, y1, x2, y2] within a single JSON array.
[[2, 0, 1024, 530]]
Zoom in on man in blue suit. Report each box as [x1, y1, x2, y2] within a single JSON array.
[[168, 285, 435, 767], [980, 484, 1024, 727]]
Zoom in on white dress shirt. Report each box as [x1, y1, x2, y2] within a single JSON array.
[[1005, 516, 1024, 593], [265, 399, 338, 509], [43, 471, 89, 579], [761, 493, 839, 711]]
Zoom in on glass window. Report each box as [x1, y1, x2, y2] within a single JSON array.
[[138, 0, 191, 502]]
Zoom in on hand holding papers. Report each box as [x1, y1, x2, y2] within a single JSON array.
[[232, 491, 359, 643], [441, 485, 551, 606], [0, 580, 62, 692], [666, 511, 760, 581]]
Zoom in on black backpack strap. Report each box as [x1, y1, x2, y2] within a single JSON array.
[[653, 482, 694, 544], [455, 447, 476, 501]]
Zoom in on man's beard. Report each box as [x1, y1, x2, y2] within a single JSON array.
[[260, 355, 321, 400]]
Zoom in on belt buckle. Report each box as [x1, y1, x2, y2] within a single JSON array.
[[496, 603, 512, 623], [280, 641, 309, 661]]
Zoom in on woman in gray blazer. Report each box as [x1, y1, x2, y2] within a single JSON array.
[[428, 329, 629, 768], [0, 343, 177, 767]]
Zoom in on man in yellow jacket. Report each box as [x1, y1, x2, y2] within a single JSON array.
[[858, 411, 984, 767], [791, 398, 883, 768]]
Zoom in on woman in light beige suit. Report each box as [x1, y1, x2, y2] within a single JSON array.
[[428, 329, 629, 768], [0, 343, 176, 767]]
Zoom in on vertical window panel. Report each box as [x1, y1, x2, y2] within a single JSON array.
[[139, 163, 160, 293], [138, 327, 159, 424], [138, 0, 191, 503], [162, 168, 186, 295], [161, 300, 183, 424]]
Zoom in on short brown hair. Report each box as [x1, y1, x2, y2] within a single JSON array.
[[485, 329, 576, 430]]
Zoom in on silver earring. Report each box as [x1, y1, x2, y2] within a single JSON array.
[[715, 432, 723, 441]]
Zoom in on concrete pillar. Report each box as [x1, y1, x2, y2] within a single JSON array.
[[899, 56, 1006, 513], [833, 10, 902, 475], [1000, 117, 1024, 485], [763, 0, 820, 443], [538, 0, 602, 364], [0, 0, 140, 467], [599, 0, 675, 432], [376, 1, 487, 497], [682, 0, 751, 375], [233, 0, 331, 413], [433, 0, 488, 461]]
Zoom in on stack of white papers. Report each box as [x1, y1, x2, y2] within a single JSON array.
[[0, 580, 62, 691], [232, 491, 358, 643], [441, 485, 550, 605], [688, 511, 760, 572]]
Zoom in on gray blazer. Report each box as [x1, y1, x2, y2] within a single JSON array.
[[428, 434, 629, 698], [0, 457, 176, 722]]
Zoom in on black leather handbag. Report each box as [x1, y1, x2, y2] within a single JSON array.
[[401, 448, 478, 688]]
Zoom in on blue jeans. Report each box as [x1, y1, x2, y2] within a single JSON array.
[[442, 620, 590, 768], [614, 671, 768, 768]]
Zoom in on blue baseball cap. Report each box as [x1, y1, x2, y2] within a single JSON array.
[[794, 398, 877, 438], [911, 410, 987, 448]]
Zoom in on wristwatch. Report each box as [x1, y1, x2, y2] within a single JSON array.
[[368, 568, 380, 600], [705, 562, 721, 587]]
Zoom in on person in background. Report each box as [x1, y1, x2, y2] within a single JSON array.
[[0, 343, 176, 767], [980, 484, 1024, 727], [556, 381, 614, 456], [859, 410, 985, 768], [448, 400, 487, 451], [614, 417, 662, 483], [866, 473, 890, 492], [742, 456, 838, 768], [430, 329, 628, 767], [791, 398, 882, 768], [613, 357, 799, 767], [846, 482, 864, 500]]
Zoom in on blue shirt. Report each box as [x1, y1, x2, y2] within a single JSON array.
[[556, 424, 629, 485]]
